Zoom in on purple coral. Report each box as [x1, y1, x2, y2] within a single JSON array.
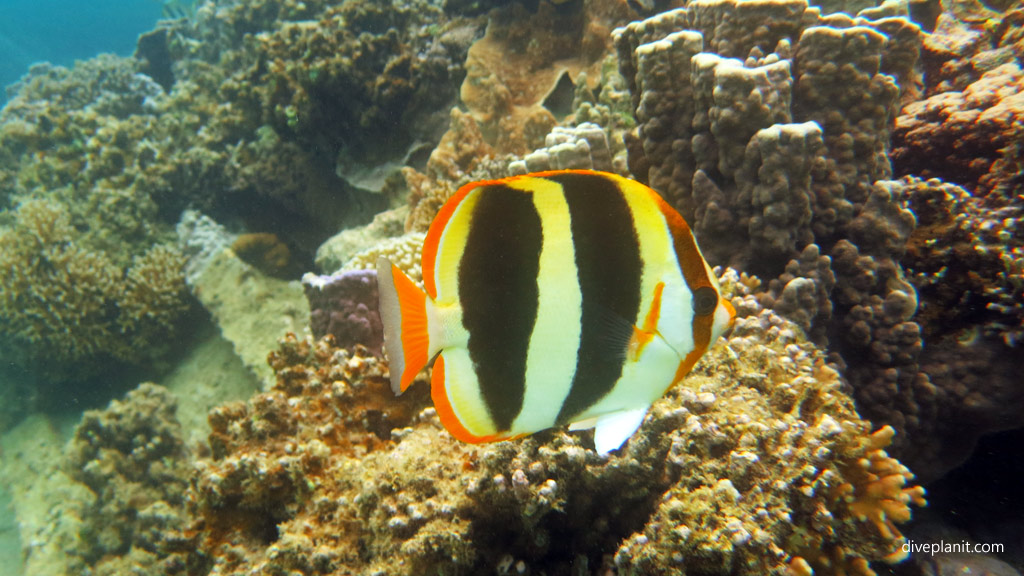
[[302, 269, 384, 356]]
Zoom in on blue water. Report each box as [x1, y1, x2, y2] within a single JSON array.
[[0, 0, 163, 103]]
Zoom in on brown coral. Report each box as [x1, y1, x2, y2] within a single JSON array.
[[460, 0, 633, 155], [65, 383, 192, 575], [231, 232, 292, 278], [892, 62, 1024, 199]]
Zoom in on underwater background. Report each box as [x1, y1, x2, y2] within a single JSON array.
[[0, 0, 165, 105], [0, 0, 1021, 575]]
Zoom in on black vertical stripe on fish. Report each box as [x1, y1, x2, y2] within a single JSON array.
[[549, 172, 644, 424], [458, 184, 542, 432]]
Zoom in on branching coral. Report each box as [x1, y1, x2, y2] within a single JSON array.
[[835, 426, 926, 545], [0, 199, 190, 381]]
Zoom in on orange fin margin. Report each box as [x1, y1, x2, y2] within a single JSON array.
[[431, 355, 514, 444]]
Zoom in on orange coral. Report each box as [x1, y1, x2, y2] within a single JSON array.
[[788, 425, 927, 576], [788, 546, 875, 576], [836, 426, 927, 548]]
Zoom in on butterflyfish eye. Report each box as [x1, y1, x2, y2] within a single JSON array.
[[693, 286, 718, 316]]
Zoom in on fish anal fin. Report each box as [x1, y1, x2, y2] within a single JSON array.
[[593, 408, 649, 455]]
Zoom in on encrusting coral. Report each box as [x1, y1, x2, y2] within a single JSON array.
[[460, 0, 633, 155], [169, 270, 924, 576]]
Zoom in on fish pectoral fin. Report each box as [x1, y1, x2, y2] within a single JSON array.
[[627, 325, 656, 363], [593, 408, 649, 456], [568, 416, 601, 431], [593, 305, 635, 364], [628, 281, 666, 362]]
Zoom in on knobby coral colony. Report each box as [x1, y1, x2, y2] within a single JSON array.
[[610, 0, 1024, 485]]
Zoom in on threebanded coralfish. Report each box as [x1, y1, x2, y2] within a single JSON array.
[[377, 169, 735, 454]]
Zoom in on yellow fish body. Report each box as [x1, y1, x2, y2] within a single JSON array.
[[377, 170, 735, 454]]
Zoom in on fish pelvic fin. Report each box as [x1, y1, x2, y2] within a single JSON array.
[[593, 408, 649, 455], [377, 257, 431, 394]]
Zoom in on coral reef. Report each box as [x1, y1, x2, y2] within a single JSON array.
[[184, 0, 472, 212], [401, 107, 509, 234], [0, 198, 190, 382], [173, 272, 923, 576], [0, 414, 93, 576], [340, 232, 427, 288], [400, 1, 640, 235], [303, 269, 384, 356], [508, 122, 619, 175], [314, 206, 408, 274], [0, 0, 483, 325], [0, 384, 194, 576], [66, 383, 192, 575], [3, 0, 1022, 573], [614, 1, 920, 273]]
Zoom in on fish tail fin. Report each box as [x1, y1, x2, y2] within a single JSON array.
[[377, 257, 432, 394]]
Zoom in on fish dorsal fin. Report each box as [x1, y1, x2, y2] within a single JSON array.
[[593, 408, 649, 455]]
